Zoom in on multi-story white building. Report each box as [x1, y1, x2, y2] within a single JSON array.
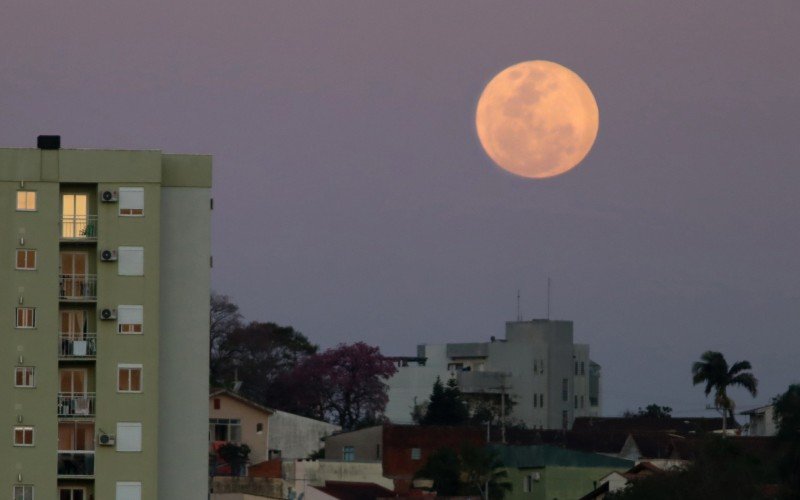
[[1, 136, 211, 499], [386, 319, 601, 430]]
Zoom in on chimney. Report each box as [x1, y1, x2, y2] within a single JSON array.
[[37, 135, 60, 150]]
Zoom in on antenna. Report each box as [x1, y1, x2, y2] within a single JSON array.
[[516, 290, 522, 321], [546, 277, 551, 320]]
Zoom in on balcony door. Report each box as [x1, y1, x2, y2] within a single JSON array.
[[59, 488, 87, 500], [60, 252, 88, 299], [60, 369, 88, 395], [61, 310, 88, 339], [58, 422, 95, 452], [62, 194, 88, 238]]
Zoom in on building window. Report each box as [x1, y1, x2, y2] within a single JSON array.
[[117, 305, 143, 334], [210, 418, 241, 442], [256, 423, 264, 434], [115, 481, 142, 500], [213, 398, 221, 410], [15, 307, 36, 329], [59, 487, 86, 500], [15, 249, 37, 270], [118, 365, 143, 393], [16, 191, 36, 211], [13, 485, 34, 500], [523, 474, 534, 493], [533, 393, 538, 408], [562, 378, 568, 401], [411, 447, 421, 460], [343, 446, 355, 461], [376, 444, 381, 459], [118, 247, 144, 276], [116, 422, 142, 452], [15, 367, 35, 388], [539, 394, 544, 408], [13, 426, 34, 446], [119, 187, 145, 216]]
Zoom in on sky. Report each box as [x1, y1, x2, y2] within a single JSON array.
[[2, 1, 799, 417]]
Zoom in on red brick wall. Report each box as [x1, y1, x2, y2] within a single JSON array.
[[382, 425, 486, 479]]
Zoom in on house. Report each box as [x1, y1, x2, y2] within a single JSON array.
[[386, 319, 601, 430], [741, 405, 778, 436], [579, 461, 664, 499], [323, 424, 486, 492], [268, 410, 341, 459], [492, 445, 634, 500], [210, 389, 275, 467], [1, 137, 212, 500]]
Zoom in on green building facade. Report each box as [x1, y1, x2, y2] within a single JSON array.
[[1, 139, 211, 500]]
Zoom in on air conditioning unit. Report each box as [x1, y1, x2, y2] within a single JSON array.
[[98, 433, 116, 446], [100, 249, 118, 262], [100, 308, 117, 320], [101, 190, 118, 203]]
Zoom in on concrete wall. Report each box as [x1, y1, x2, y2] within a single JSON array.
[[283, 460, 393, 492], [268, 410, 340, 460], [323, 426, 383, 461]]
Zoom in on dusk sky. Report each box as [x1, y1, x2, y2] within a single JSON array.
[[3, 1, 798, 416]]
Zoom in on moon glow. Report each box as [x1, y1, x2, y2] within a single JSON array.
[[476, 61, 599, 179]]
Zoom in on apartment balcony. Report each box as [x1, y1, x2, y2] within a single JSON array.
[[57, 452, 95, 477], [61, 215, 98, 241], [58, 393, 96, 418], [59, 275, 97, 302], [59, 334, 97, 360]]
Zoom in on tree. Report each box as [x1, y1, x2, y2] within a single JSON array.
[[414, 444, 511, 500], [419, 377, 470, 426], [607, 436, 776, 500], [281, 342, 397, 429], [221, 321, 318, 405], [637, 404, 673, 418], [773, 384, 800, 495], [691, 351, 758, 435], [210, 293, 244, 384]]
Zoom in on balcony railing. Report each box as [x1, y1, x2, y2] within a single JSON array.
[[59, 275, 97, 301], [61, 215, 98, 240], [59, 333, 97, 359], [58, 392, 96, 417], [58, 452, 95, 477]]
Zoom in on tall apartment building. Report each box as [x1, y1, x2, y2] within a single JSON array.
[[385, 319, 601, 430], [1, 137, 211, 500]]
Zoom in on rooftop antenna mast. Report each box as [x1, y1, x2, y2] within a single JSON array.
[[516, 289, 522, 321], [547, 277, 551, 320]]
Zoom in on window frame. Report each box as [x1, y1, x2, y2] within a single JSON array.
[[15, 249, 37, 270], [16, 191, 37, 212], [116, 422, 143, 452], [14, 366, 35, 388], [13, 484, 34, 500], [119, 187, 145, 217], [117, 247, 144, 276], [343, 445, 355, 462], [13, 426, 35, 447], [117, 305, 144, 335], [117, 364, 143, 393], [411, 447, 421, 460], [15, 307, 36, 329]]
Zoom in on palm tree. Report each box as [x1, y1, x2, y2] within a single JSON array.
[[692, 351, 758, 436]]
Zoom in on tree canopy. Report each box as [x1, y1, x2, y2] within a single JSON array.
[[417, 377, 470, 426], [691, 350, 757, 433]]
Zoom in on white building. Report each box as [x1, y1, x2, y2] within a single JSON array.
[[385, 319, 601, 430]]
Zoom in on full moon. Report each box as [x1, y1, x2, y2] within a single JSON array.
[[476, 60, 599, 179]]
